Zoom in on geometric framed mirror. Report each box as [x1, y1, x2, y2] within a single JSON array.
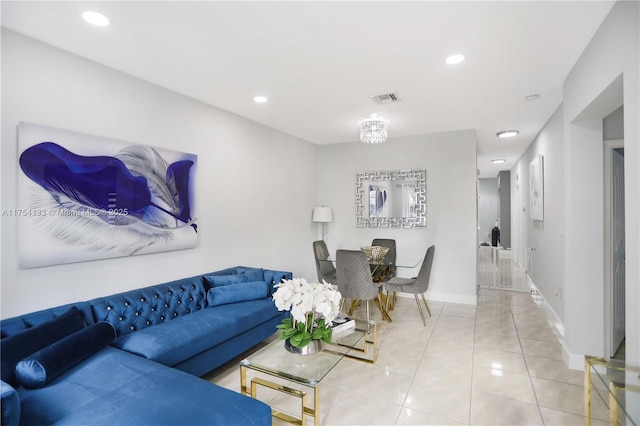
[[355, 168, 426, 228]]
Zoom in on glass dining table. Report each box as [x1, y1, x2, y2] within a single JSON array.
[[319, 257, 422, 274], [319, 256, 422, 321]]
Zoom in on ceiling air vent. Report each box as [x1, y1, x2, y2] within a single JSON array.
[[371, 93, 400, 104]]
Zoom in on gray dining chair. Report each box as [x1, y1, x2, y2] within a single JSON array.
[[313, 240, 337, 284], [385, 245, 435, 326], [336, 249, 391, 322], [371, 238, 396, 282]]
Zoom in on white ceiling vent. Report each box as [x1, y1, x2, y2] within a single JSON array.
[[371, 93, 400, 104]]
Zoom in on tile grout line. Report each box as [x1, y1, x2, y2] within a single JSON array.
[[393, 300, 442, 425], [511, 294, 547, 425], [469, 299, 478, 426]]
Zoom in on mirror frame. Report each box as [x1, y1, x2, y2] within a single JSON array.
[[355, 168, 426, 228]]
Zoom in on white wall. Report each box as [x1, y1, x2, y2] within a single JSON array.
[[511, 105, 565, 321], [509, 1, 638, 368], [477, 178, 498, 245], [603, 106, 624, 141], [1, 30, 318, 319], [561, 1, 638, 366], [317, 131, 478, 305]]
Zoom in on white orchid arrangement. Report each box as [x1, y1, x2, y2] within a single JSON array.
[[272, 278, 342, 348]]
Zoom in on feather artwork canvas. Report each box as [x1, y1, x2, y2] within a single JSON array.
[[17, 122, 198, 268], [529, 155, 544, 221]]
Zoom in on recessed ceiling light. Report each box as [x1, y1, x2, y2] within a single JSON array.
[[497, 130, 519, 138], [445, 54, 465, 65], [253, 96, 268, 103], [82, 11, 110, 27], [492, 159, 506, 164]]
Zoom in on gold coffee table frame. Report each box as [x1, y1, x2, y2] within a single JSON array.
[[240, 319, 376, 425]]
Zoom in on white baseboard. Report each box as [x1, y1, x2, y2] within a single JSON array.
[[528, 280, 585, 371], [563, 344, 586, 371]]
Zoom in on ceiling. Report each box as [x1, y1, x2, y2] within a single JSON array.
[[1, 1, 615, 178]]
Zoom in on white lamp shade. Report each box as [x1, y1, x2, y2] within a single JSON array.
[[312, 207, 333, 223]]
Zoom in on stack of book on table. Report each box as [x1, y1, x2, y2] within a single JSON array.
[[330, 313, 355, 335]]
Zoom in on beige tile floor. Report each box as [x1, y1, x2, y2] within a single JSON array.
[[205, 289, 612, 425]]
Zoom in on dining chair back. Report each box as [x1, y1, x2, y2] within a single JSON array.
[[385, 245, 435, 326], [313, 240, 337, 284], [371, 238, 396, 281], [336, 250, 390, 322], [413, 245, 435, 294]]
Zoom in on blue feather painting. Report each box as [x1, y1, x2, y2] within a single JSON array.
[[17, 123, 197, 268]]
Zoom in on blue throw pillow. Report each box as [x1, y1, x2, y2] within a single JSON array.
[[0, 306, 85, 387], [15, 322, 116, 389], [238, 268, 265, 282], [203, 268, 264, 287], [203, 274, 245, 287], [206, 281, 269, 307]]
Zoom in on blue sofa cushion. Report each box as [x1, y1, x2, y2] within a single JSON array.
[[112, 298, 280, 367], [237, 267, 265, 282], [1, 380, 20, 426], [203, 274, 244, 286], [17, 346, 271, 425], [15, 322, 116, 389], [207, 281, 269, 306], [0, 306, 85, 386], [0, 302, 94, 339], [203, 268, 264, 287]]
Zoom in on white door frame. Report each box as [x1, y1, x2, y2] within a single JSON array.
[[603, 138, 624, 359]]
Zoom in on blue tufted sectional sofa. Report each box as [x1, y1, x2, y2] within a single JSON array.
[[0, 266, 291, 426]]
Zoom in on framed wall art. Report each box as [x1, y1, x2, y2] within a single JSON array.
[[529, 155, 544, 221], [17, 122, 198, 268]]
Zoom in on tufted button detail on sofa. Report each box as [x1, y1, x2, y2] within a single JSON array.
[[189, 297, 193, 301], [146, 320, 151, 325], [192, 284, 196, 289], [124, 302, 129, 306], [173, 312, 178, 317], [177, 300, 181, 304], [119, 316, 124, 321], [155, 294, 159, 299], [160, 316, 165, 320], [141, 298, 145, 302], [197, 305, 201, 310], [130, 325, 135, 331], [151, 307, 156, 312], [164, 304, 169, 308], [181, 288, 185, 292], [135, 312, 140, 316], [168, 291, 172, 295], [186, 309, 190, 314], [106, 306, 112, 311]]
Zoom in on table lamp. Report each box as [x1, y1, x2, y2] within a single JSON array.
[[312, 206, 333, 241]]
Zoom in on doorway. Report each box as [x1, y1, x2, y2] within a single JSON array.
[[604, 139, 625, 360]]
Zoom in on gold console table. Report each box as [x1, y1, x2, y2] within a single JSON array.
[[585, 356, 639, 426]]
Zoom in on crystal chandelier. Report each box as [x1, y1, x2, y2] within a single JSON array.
[[360, 119, 387, 144]]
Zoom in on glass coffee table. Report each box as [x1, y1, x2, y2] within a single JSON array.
[[240, 319, 376, 425]]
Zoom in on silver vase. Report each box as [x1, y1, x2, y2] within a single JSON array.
[[284, 338, 325, 355]]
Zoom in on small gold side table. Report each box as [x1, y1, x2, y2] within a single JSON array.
[[585, 356, 639, 426]]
